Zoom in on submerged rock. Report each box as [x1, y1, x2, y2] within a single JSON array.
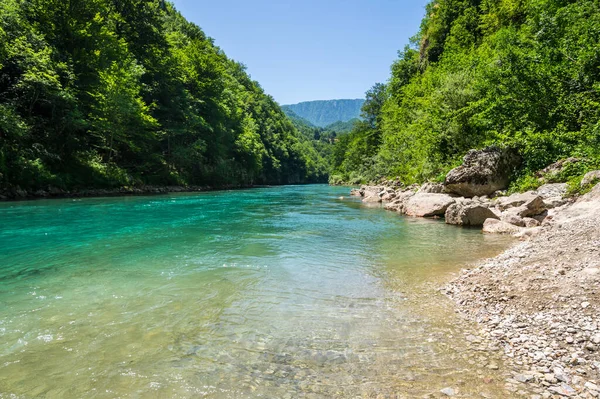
[[444, 146, 520, 197]]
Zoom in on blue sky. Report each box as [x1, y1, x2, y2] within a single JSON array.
[[171, 0, 429, 105]]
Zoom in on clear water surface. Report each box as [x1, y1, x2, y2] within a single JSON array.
[[0, 185, 514, 398]]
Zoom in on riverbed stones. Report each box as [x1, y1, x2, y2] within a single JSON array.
[[403, 193, 456, 217], [445, 201, 499, 226], [444, 146, 520, 197], [446, 184, 600, 399]]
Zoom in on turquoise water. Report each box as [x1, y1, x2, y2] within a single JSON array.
[[0, 185, 512, 398]]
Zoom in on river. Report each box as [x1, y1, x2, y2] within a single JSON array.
[[0, 185, 514, 398]]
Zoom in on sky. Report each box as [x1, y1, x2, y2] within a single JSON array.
[[171, 0, 429, 105]]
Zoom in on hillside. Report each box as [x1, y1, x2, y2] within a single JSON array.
[[325, 119, 359, 134], [0, 0, 329, 193], [331, 0, 600, 189], [282, 99, 364, 128]]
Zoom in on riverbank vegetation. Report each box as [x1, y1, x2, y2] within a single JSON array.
[[331, 0, 600, 191], [0, 0, 330, 191]]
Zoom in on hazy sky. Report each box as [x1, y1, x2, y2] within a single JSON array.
[[171, 0, 429, 105]]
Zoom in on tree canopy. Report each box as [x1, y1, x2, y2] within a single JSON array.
[[331, 0, 600, 190], [0, 0, 328, 191]]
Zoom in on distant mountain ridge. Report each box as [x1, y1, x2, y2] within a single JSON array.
[[282, 99, 364, 128]]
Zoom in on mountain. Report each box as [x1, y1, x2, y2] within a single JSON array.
[[283, 108, 316, 129], [282, 99, 364, 128]]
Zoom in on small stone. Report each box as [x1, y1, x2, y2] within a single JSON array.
[[582, 302, 591, 309], [440, 387, 456, 396], [586, 343, 596, 352], [585, 382, 599, 392], [515, 374, 535, 383], [565, 336, 574, 344], [554, 368, 568, 383], [548, 384, 576, 397]]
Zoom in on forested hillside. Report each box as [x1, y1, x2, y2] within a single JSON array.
[[0, 0, 328, 192], [332, 0, 600, 189], [282, 99, 364, 128]]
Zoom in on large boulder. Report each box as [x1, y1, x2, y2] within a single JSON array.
[[417, 182, 445, 194], [535, 183, 567, 199], [581, 170, 600, 187], [536, 157, 581, 182], [535, 183, 568, 209], [445, 201, 499, 226], [383, 192, 413, 213], [361, 186, 385, 203], [497, 192, 545, 215], [444, 147, 520, 197], [404, 193, 456, 217]]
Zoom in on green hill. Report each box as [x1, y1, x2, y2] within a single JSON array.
[[0, 0, 330, 191], [282, 99, 364, 128], [331, 0, 600, 189], [325, 119, 359, 134]]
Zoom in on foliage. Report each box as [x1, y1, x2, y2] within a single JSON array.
[[0, 0, 327, 190], [332, 0, 600, 187]]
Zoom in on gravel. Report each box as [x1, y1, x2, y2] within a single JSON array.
[[444, 184, 600, 399]]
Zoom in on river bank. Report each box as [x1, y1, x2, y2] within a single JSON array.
[[443, 183, 600, 398], [0, 183, 264, 202], [348, 148, 600, 397], [350, 181, 600, 397]]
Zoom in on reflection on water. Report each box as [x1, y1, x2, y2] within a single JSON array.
[[1, 186, 514, 398]]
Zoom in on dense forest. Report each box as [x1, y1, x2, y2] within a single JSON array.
[[0, 0, 330, 192], [282, 99, 364, 128], [331, 0, 600, 190]]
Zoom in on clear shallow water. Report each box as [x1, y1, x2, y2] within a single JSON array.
[[0, 185, 513, 398]]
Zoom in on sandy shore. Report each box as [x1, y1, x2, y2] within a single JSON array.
[[444, 183, 600, 398]]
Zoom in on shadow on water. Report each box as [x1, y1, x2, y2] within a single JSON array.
[[0, 185, 520, 398]]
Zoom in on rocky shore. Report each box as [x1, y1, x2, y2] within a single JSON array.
[[445, 183, 600, 399], [351, 148, 576, 237], [350, 147, 600, 398]]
